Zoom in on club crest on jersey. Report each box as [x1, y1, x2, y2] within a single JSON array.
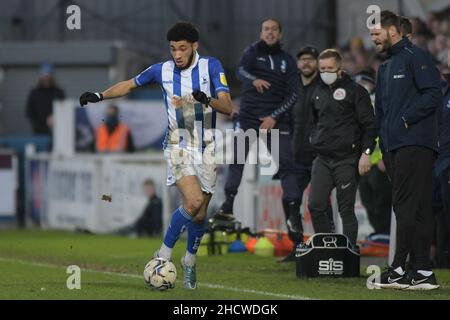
[[281, 60, 287, 73], [220, 72, 228, 86], [333, 88, 346, 101]]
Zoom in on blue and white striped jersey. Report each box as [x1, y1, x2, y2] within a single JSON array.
[[134, 52, 229, 149]]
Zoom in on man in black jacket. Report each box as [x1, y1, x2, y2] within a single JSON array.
[[307, 49, 376, 246], [215, 18, 300, 229], [26, 63, 65, 135], [288, 46, 335, 254], [136, 179, 163, 237], [371, 11, 442, 290], [116, 179, 162, 237], [293, 46, 320, 167]]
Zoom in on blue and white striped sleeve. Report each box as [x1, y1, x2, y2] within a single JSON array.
[[209, 58, 230, 94], [134, 63, 163, 87]]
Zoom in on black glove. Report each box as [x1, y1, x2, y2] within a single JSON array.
[[192, 90, 211, 105], [79, 92, 103, 106]]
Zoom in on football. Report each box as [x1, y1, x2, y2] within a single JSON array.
[[143, 258, 177, 291]]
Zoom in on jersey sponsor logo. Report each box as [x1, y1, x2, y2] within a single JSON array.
[[201, 75, 208, 85], [393, 74, 405, 79], [220, 72, 228, 86], [333, 88, 346, 101], [257, 57, 266, 62]]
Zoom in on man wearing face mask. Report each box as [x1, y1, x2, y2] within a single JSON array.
[[95, 105, 135, 153], [370, 11, 442, 290], [215, 18, 299, 224], [307, 49, 376, 248]]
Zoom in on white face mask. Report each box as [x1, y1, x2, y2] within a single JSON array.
[[320, 71, 338, 85]]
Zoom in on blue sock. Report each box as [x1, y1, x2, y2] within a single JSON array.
[[187, 221, 207, 254], [163, 206, 192, 249]]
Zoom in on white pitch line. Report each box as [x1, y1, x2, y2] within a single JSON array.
[[0, 257, 312, 300]]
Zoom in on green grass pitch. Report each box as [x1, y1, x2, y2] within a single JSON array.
[[1, 230, 449, 300]]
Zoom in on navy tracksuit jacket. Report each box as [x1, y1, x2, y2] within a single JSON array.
[[236, 40, 299, 126], [375, 38, 442, 153]]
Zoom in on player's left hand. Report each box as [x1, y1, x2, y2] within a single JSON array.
[[192, 90, 211, 105], [259, 116, 277, 131], [358, 154, 372, 176]]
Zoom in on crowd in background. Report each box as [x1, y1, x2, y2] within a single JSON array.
[[340, 12, 450, 78]]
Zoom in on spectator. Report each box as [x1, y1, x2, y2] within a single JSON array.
[[135, 179, 163, 237], [307, 49, 376, 246], [371, 10, 442, 290], [95, 105, 135, 153], [116, 179, 163, 237], [354, 70, 392, 235], [25, 63, 65, 135], [399, 16, 413, 41]]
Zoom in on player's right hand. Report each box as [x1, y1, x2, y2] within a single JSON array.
[[79, 92, 103, 106]]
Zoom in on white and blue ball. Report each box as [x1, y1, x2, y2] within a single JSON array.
[[143, 258, 177, 291]]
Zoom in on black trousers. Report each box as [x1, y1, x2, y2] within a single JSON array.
[[308, 156, 359, 245], [359, 165, 392, 234], [383, 146, 436, 271]]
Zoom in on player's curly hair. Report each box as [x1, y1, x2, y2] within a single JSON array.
[[166, 22, 199, 43]]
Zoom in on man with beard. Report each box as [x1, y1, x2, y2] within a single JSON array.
[[215, 18, 300, 230], [371, 11, 442, 290], [282, 46, 336, 262]]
